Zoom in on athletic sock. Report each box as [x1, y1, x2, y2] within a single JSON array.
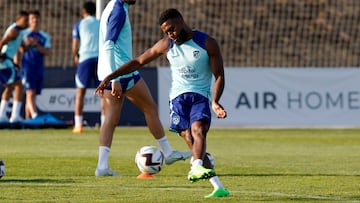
[[74, 115, 83, 127], [209, 176, 225, 189], [0, 100, 8, 118], [156, 136, 173, 157], [97, 146, 110, 169], [32, 112, 38, 119], [12, 101, 22, 118], [191, 159, 203, 168]]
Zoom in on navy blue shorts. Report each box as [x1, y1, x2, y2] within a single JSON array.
[[0, 67, 21, 85], [169, 92, 211, 133], [22, 66, 43, 94], [76, 57, 99, 88], [104, 72, 141, 92]]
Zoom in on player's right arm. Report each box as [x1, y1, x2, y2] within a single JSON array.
[[95, 37, 169, 95], [0, 28, 18, 52]]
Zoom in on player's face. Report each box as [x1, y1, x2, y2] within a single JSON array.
[[29, 14, 40, 29], [160, 18, 188, 44], [122, 0, 136, 5], [18, 16, 29, 29]]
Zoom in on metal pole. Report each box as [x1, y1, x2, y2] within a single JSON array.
[[96, 0, 104, 19]]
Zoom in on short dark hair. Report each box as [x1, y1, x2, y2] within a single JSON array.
[[17, 10, 29, 20], [29, 10, 41, 17], [158, 8, 183, 25], [83, 1, 96, 15]]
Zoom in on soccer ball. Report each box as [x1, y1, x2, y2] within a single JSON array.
[[0, 160, 5, 179], [135, 146, 164, 175]]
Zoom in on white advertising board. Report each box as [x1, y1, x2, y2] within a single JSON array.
[[36, 88, 101, 112], [158, 68, 360, 128]]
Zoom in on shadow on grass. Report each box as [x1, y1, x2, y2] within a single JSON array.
[[0, 178, 75, 183]]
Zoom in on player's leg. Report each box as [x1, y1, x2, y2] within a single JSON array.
[[25, 89, 37, 119], [73, 87, 86, 133], [190, 94, 229, 197], [125, 77, 191, 164], [181, 131, 214, 169], [181, 121, 228, 197], [0, 67, 16, 121], [93, 58, 105, 127], [186, 120, 216, 182], [73, 60, 92, 133], [95, 89, 123, 176], [125, 78, 164, 139], [23, 66, 42, 119], [9, 79, 23, 122], [204, 152, 230, 198], [100, 97, 105, 126], [0, 85, 13, 121]]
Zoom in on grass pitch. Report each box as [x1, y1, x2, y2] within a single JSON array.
[[0, 127, 360, 202]]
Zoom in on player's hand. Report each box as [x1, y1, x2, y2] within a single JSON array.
[[212, 102, 227, 119], [94, 79, 110, 96], [73, 55, 79, 65], [111, 81, 122, 99]]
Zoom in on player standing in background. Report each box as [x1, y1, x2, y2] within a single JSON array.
[[95, 8, 229, 198], [94, 0, 191, 177], [0, 11, 29, 123], [19, 10, 51, 120], [72, 1, 104, 133]]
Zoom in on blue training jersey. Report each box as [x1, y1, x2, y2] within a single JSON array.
[[166, 31, 212, 100], [97, 0, 136, 81], [72, 16, 99, 63], [21, 28, 51, 71]]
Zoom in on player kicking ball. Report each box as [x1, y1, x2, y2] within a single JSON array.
[[95, 8, 229, 198]]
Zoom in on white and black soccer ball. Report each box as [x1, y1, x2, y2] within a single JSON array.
[[135, 146, 164, 175], [0, 160, 5, 179]]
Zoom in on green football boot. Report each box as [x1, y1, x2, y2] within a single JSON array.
[[187, 165, 216, 182], [205, 188, 230, 198]]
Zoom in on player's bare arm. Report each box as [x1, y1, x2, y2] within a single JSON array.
[[94, 38, 169, 96], [206, 36, 227, 119], [0, 29, 18, 51], [72, 38, 80, 64]]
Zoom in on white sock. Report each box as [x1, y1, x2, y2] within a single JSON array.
[[156, 136, 173, 157], [97, 146, 110, 169], [32, 112, 38, 119], [191, 159, 203, 168], [0, 100, 9, 118], [101, 115, 105, 126], [209, 176, 225, 190], [74, 115, 83, 127], [11, 101, 22, 118]]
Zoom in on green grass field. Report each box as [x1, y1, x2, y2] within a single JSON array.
[[0, 127, 360, 202]]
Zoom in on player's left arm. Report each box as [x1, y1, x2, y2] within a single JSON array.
[[206, 36, 227, 119], [72, 38, 79, 64]]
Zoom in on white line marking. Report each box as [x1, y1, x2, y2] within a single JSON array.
[[4, 182, 360, 202]]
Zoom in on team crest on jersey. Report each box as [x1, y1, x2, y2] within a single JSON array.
[[172, 114, 180, 125], [193, 50, 200, 59]]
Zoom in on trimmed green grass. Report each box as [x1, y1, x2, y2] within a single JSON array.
[[0, 127, 360, 202]]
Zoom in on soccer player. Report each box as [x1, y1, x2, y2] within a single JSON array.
[[94, 0, 191, 177], [95, 8, 230, 198], [20, 10, 51, 120], [0, 10, 29, 123], [72, 1, 104, 133]]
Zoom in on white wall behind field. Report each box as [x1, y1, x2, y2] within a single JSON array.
[[158, 67, 360, 128]]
